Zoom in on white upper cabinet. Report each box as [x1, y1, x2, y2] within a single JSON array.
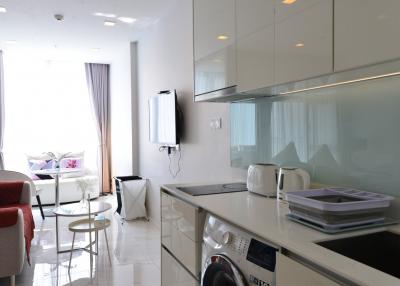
[[194, 0, 236, 96], [274, 0, 333, 85], [236, 0, 275, 92], [334, 0, 400, 72]]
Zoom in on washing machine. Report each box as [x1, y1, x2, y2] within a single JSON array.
[[201, 214, 278, 286]]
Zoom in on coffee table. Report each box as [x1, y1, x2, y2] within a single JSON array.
[[53, 201, 112, 253]]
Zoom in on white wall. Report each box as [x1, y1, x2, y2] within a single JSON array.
[[110, 44, 134, 178], [136, 0, 247, 226]]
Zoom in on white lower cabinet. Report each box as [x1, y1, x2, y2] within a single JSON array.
[[276, 253, 340, 286], [162, 247, 199, 286], [161, 192, 203, 276]]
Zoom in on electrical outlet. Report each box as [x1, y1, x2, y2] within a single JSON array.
[[215, 118, 221, 129]]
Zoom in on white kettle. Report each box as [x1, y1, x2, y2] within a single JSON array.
[[247, 164, 278, 197], [277, 167, 310, 201]]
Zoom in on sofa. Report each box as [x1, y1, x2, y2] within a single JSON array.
[[26, 152, 99, 205], [33, 174, 99, 205], [0, 181, 34, 286]]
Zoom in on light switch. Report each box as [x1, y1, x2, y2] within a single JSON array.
[[210, 118, 222, 130]]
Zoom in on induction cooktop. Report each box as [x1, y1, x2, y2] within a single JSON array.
[[177, 183, 247, 196]]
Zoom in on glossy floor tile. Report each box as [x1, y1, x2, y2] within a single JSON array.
[[0, 195, 161, 286]]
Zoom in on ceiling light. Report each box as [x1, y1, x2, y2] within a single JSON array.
[[282, 0, 296, 4], [94, 12, 116, 18], [217, 35, 229, 40], [0, 6, 6, 13], [91, 48, 100, 52], [5, 40, 17, 44], [117, 17, 137, 24], [295, 43, 304, 47], [104, 21, 116, 27]]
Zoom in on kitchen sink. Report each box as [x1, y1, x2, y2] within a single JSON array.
[[316, 231, 400, 279]]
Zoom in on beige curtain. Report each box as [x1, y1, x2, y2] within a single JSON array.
[[85, 63, 111, 194]]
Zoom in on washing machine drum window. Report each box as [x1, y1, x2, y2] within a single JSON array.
[[202, 255, 247, 286]]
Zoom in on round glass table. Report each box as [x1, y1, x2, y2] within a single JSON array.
[[53, 201, 112, 253]]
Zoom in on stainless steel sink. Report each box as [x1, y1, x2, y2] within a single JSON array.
[[316, 231, 400, 279]]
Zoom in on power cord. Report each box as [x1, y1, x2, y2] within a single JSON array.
[[159, 145, 182, 178], [168, 149, 182, 178]]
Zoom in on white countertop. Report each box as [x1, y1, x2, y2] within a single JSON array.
[[162, 182, 400, 286]]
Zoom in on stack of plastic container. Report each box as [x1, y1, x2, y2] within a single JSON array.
[[285, 188, 394, 232]]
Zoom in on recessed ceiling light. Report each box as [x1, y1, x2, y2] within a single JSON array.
[[217, 35, 229, 40], [282, 0, 296, 4], [91, 48, 100, 52], [94, 12, 116, 18], [0, 6, 6, 13], [104, 20, 116, 27], [295, 43, 304, 47], [5, 40, 17, 44], [117, 17, 137, 24]]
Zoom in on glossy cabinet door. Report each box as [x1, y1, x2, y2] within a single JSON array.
[[335, 0, 400, 71], [274, 0, 333, 85], [193, 0, 236, 96], [161, 192, 204, 278], [276, 253, 341, 286], [162, 248, 199, 286], [236, 0, 275, 92]]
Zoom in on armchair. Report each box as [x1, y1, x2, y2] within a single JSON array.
[[0, 180, 34, 286]]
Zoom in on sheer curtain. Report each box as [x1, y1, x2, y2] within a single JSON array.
[[85, 63, 111, 194], [270, 100, 338, 163], [3, 55, 98, 175]]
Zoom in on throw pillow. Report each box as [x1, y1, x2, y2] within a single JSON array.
[[0, 181, 24, 206], [36, 174, 53, 180]]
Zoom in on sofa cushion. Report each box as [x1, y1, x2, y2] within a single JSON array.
[[0, 181, 24, 206], [0, 207, 19, 227], [28, 159, 54, 180], [60, 157, 85, 178]]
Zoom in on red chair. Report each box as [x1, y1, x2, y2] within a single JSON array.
[[0, 179, 35, 286]]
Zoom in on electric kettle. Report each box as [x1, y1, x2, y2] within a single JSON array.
[[277, 167, 310, 201], [247, 164, 278, 197]]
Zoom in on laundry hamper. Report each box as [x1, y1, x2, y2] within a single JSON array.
[[114, 176, 147, 220]]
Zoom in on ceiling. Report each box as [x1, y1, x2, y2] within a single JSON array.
[[0, 0, 174, 60]]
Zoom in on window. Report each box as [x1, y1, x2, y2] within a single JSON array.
[[3, 54, 98, 174]]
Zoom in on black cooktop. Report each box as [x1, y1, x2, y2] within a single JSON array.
[[177, 183, 247, 196]]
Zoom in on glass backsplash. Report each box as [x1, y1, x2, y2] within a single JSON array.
[[231, 76, 400, 196]]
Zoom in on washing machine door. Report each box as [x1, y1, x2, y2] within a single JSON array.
[[202, 255, 247, 286]]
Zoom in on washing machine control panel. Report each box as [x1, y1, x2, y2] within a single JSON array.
[[228, 233, 250, 256]]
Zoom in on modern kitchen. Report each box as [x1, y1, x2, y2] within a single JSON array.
[[158, 0, 400, 286], [1, 0, 400, 285]]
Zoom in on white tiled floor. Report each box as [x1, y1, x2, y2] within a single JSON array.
[[0, 195, 161, 286]]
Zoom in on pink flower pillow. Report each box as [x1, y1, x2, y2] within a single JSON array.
[[60, 158, 82, 169]]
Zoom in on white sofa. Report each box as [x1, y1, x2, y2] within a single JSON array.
[[33, 175, 99, 205]]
